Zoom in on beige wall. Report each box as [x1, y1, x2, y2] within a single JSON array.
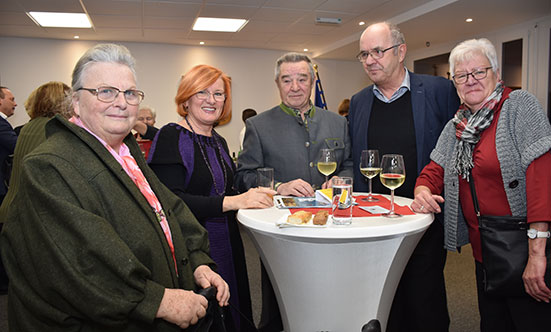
[[0, 37, 369, 155], [406, 15, 551, 109]]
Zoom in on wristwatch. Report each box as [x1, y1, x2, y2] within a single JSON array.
[[527, 228, 551, 239]]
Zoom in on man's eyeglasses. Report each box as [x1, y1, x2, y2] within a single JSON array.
[[77, 86, 145, 105], [452, 67, 493, 84], [195, 90, 226, 102], [356, 44, 402, 62]]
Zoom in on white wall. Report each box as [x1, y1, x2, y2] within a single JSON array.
[[406, 15, 551, 110], [0, 37, 368, 155]]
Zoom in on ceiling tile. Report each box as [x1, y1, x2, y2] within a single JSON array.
[[263, 0, 327, 11], [200, 4, 258, 18], [91, 15, 141, 29], [252, 7, 308, 23], [142, 1, 201, 17]]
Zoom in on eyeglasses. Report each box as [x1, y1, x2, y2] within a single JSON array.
[[195, 90, 226, 102], [77, 86, 145, 105], [356, 44, 402, 62], [452, 67, 493, 84]]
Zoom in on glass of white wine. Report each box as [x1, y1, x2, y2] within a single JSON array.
[[360, 149, 381, 202], [317, 149, 337, 186], [380, 154, 405, 218]]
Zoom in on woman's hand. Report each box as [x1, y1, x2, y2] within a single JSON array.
[[222, 187, 276, 211], [156, 288, 208, 329], [193, 265, 230, 306], [523, 222, 551, 302], [411, 185, 444, 213]]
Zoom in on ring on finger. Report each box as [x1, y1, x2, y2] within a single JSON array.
[[420, 205, 424, 211]]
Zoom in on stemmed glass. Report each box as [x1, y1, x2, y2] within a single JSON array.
[[380, 154, 405, 218], [359, 149, 381, 202], [317, 149, 337, 186]]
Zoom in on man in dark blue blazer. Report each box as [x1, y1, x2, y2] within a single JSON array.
[[349, 23, 459, 332], [0, 86, 18, 294], [0, 86, 18, 202]]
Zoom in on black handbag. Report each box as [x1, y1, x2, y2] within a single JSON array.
[[188, 287, 228, 332], [469, 174, 550, 297]]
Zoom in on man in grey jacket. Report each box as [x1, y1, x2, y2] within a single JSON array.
[[235, 52, 352, 332], [235, 52, 352, 197]]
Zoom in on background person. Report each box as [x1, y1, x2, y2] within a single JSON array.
[[0, 81, 72, 223], [337, 98, 350, 117], [147, 64, 274, 332], [1, 43, 229, 331], [239, 108, 256, 151], [0, 86, 18, 295], [348, 22, 460, 332], [412, 38, 551, 332], [134, 105, 157, 158]]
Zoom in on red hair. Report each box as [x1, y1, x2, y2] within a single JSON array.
[[175, 64, 232, 124]]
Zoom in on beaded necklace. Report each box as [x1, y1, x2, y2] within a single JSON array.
[[184, 116, 227, 196]]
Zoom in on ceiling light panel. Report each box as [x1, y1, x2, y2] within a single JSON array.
[[28, 12, 92, 28], [193, 17, 248, 32]]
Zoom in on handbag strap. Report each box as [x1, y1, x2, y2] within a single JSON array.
[[468, 173, 481, 217]]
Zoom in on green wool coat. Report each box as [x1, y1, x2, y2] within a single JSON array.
[[1, 116, 215, 332]]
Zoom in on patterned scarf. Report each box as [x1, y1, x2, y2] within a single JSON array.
[[452, 81, 504, 179]]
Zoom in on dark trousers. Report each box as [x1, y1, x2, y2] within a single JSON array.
[[386, 218, 449, 332], [475, 261, 551, 332], [257, 262, 283, 332]]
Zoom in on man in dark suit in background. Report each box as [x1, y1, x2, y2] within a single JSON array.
[[348, 22, 460, 332], [0, 86, 18, 294]]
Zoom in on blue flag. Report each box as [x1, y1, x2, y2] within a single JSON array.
[[315, 77, 327, 109]]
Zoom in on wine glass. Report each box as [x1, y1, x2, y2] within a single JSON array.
[[317, 149, 337, 186], [380, 154, 405, 218], [359, 149, 381, 202]]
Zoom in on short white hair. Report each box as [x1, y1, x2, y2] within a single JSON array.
[[449, 38, 499, 75], [139, 105, 156, 118]]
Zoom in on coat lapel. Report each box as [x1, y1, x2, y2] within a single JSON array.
[[409, 72, 426, 174]]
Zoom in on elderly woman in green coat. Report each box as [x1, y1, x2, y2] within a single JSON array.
[[1, 43, 229, 332]]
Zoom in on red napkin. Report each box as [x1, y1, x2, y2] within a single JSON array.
[[289, 194, 414, 217]]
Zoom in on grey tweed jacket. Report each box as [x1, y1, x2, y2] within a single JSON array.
[[430, 89, 551, 251]]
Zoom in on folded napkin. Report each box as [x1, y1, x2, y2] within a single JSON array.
[[289, 194, 414, 217]]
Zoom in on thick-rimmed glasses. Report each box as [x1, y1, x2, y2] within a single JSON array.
[[356, 44, 402, 62], [77, 86, 144, 105], [452, 67, 493, 84], [195, 90, 226, 102]]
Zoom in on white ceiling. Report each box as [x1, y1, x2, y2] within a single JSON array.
[[1, 0, 550, 61]]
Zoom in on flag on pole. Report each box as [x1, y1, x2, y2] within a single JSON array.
[[313, 64, 327, 110]]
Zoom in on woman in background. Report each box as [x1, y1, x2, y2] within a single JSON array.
[[0, 81, 72, 221], [148, 64, 274, 332]]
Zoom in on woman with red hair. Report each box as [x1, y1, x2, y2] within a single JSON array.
[[148, 64, 274, 331]]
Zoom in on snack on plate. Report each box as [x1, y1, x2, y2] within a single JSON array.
[[313, 210, 329, 225], [287, 211, 312, 225]]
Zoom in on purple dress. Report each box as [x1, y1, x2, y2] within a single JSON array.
[[148, 123, 254, 332]]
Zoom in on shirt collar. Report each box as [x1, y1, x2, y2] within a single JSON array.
[[373, 67, 410, 103], [279, 102, 316, 119], [0, 112, 8, 120]]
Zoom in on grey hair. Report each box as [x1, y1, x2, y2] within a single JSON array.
[[274, 52, 315, 81], [139, 105, 156, 118], [71, 43, 137, 91], [449, 38, 499, 75], [0, 86, 8, 99], [386, 22, 406, 47]]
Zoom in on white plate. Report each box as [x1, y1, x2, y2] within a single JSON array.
[[275, 211, 329, 228]]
